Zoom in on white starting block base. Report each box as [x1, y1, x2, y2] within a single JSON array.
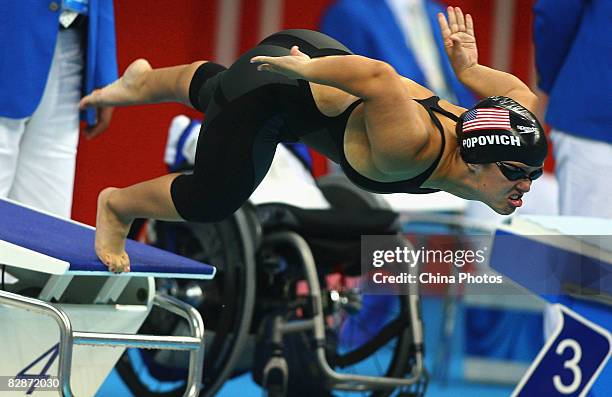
[[0, 303, 150, 396]]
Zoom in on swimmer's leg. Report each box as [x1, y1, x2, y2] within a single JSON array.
[[80, 59, 216, 109], [96, 174, 183, 273], [93, 44, 289, 273], [93, 61, 228, 273], [96, 106, 281, 273]]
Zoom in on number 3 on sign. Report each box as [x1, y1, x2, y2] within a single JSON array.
[[513, 304, 611, 397], [553, 339, 582, 394]]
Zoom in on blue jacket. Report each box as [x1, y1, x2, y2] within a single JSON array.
[[320, 0, 476, 108], [0, 0, 118, 126], [534, 0, 612, 144]]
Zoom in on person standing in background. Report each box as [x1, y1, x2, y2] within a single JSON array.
[[535, 2, 611, 396], [534, 0, 612, 218], [320, 0, 476, 108], [0, 0, 118, 217]]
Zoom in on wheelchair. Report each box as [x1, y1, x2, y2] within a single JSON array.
[[115, 119, 428, 397]]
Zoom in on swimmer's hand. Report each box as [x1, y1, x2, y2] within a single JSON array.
[[438, 6, 478, 78], [79, 59, 152, 109], [250, 46, 311, 79]]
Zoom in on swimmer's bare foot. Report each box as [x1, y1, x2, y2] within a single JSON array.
[[95, 188, 133, 273], [79, 59, 152, 109]]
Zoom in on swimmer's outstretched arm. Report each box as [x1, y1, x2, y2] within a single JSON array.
[[80, 59, 205, 109], [252, 47, 416, 100], [438, 6, 537, 112], [251, 47, 432, 173]]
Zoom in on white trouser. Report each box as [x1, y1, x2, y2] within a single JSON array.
[[551, 129, 612, 218], [544, 130, 612, 340], [0, 29, 83, 217]]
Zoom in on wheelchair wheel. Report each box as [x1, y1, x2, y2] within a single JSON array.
[[115, 215, 255, 397]]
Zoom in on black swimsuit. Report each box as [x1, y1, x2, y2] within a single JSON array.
[[171, 29, 459, 222], [325, 95, 460, 194]]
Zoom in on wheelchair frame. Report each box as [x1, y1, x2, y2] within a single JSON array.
[[260, 230, 426, 393]]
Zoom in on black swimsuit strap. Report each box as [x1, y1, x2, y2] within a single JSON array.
[[420, 96, 460, 122], [408, 96, 454, 189]]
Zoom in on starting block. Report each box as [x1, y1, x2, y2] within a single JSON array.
[[0, 198, 216, 397]]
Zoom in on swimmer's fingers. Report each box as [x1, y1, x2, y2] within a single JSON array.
[[254, 63, 278, 73], [439, 6, 478, 75], [250, 56, 284, 73], [437, 12, 452, 47], [447, 6, 459, 34], [454, 7, 466, 32], [254, 63, 297, 79], [250, 55, 306, 79], [250, 55, 281, 66], [250, 47, 308, 67], [466, 13, 475, 37], [250, 44, 310, 71]]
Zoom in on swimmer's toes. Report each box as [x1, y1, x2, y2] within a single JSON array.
[[121, 254, 131, 273]]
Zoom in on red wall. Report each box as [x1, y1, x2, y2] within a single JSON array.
[[74, 1, 221, 224]]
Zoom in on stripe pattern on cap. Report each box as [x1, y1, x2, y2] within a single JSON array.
[[462, 108, 511, 132]]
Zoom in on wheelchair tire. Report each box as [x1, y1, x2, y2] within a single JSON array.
[[115, 215, 255, 397]]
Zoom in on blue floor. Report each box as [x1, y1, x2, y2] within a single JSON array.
[[96, 297, 515, 397]]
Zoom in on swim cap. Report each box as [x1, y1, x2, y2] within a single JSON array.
[[456, 96, 547, 167]]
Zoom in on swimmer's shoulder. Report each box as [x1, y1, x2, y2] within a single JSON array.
[[399, 77, 466, 116]]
